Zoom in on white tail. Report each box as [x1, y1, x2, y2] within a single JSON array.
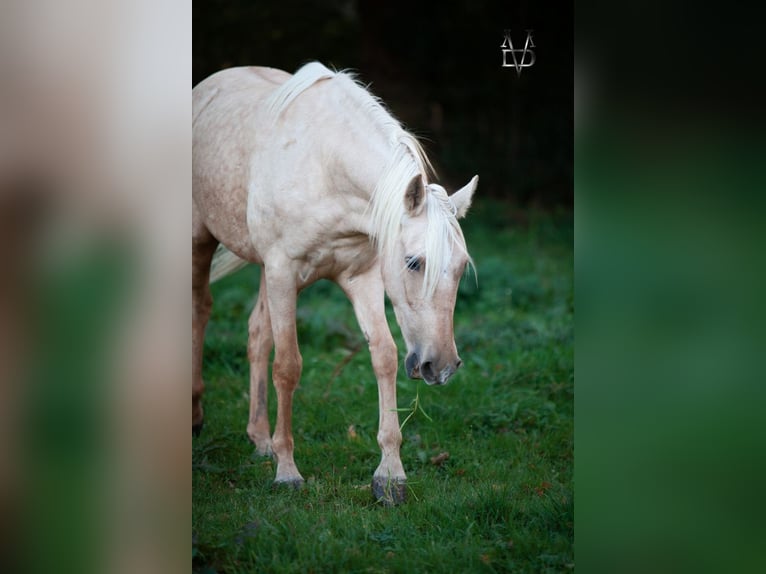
[[209, 245, 249, 283]]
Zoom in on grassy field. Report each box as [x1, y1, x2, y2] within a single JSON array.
[[192, 202, 573, 573]]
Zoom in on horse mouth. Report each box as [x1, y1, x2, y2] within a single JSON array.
[[408, 366, 442, 386], [424, 370, 451, 386]]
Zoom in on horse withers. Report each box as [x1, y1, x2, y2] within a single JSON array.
[[192, 62, 478, 504]]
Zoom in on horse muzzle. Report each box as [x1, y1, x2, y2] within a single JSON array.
[[405, 352, 462, 386]]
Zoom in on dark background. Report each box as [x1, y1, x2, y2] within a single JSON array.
[[193, 0, 573, 206]]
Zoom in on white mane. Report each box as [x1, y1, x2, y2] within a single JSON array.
[[267, 61, 470, 298], [265, 62, 336, 118]]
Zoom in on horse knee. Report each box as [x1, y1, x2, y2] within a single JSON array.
[[272, 351, 302, 390], [371, 338, 397, 380]]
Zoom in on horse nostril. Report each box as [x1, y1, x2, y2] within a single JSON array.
[[421, 361, 434, 380], [456, 359, 463, 370]]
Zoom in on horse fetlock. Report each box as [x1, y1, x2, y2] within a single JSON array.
[[377, 427, 403, 451], [271, 434, 294, 455]]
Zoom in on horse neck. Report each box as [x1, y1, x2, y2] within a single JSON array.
[[328, 122, 397, 232], [316, 81, 424, 239]]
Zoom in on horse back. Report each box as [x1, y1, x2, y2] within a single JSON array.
[[193, 66, 290, 115]]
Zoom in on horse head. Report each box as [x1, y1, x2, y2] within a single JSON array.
[[381, 174, 478, 385]]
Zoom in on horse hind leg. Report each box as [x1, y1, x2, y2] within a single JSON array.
[[192, 212, 218, 436], [247, 270, 274, 456]]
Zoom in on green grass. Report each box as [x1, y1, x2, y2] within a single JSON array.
[[193, 202, 573, 573]]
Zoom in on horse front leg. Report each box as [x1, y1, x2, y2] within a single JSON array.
[[247, 270, 273, 456], [370, 333, 407, 505], [340, 269, 406, 505], [264, 264, 304, 487]]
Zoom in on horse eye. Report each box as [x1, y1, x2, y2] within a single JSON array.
[[405, 256, 422, 272]]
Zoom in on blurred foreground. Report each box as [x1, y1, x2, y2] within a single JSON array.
[[0, 1, 189, 573], [576, 8, 766, 569]]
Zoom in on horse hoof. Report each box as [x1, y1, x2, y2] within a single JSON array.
[[372, 477, 407, 506], [252, 441, 273, 458], [192, 421, 204, 437], [273, 478, 304, 490], [255, 445, 273, 458]]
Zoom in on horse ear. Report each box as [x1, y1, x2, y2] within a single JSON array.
[[450, 175, 479, 219], [404, 174, 426, 216]]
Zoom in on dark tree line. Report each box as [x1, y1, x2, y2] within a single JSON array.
[[194, 1, 572, 206]]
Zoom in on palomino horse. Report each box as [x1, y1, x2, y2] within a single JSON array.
[[192, 62, 478, 504]]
